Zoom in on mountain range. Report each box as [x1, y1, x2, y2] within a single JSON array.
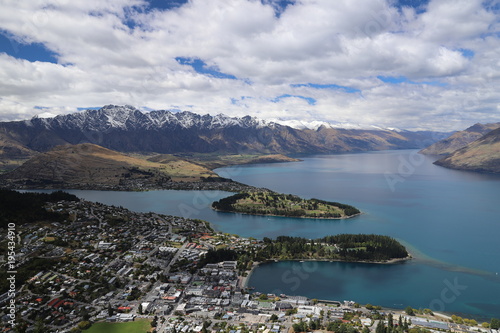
[[0, 105, 450, 169], [420, 122, 500, 155], [417, 121, 500, 174], [434, 127, 500, 174]]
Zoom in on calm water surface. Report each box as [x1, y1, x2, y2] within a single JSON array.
[[32, 150, 500, 318]]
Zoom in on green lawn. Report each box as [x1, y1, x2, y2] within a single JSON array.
[[84, 319, 151, 333]]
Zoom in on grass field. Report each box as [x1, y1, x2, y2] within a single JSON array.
[[83, 319, 152, 333]]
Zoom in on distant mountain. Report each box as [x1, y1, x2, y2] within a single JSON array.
[[0, 143, 218, 188], [420, 122, 500, 155], [0, 105, 449, 161], [434, 128, 500, 174]]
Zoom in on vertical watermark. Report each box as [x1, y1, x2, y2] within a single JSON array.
[[6, 222, 18, 328]]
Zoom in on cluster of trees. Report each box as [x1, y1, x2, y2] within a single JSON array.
[[376, 314, 414, 333], [212, 191, 360, 218], [450, 315, 500, 329], [0, 258, 60, 293], [292, 315, 416, 333], [199, 234, 408, 269], [320, 234, 409, 261], [293, 319, 331, 332], [311, 198, 361, 216], [198, 248, 239, 267], [0, 189, 79, 228], [211, 192, 248, 211], [255, 234, 408, 261]]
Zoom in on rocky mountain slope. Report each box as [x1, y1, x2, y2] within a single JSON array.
[[0, 105, 448, 165], [420, 122, 500, 155], [434, 128, 500, 173]]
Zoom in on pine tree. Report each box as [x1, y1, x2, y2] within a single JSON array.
[[376, 320, 386, 333], [388, 313, 394, 330]]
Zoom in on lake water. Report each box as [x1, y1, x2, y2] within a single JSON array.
[[32, 150, 500, 318]]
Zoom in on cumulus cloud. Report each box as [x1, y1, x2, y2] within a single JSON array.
[[0, 0, 499, 131]]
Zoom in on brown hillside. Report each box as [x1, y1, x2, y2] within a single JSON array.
[[434, 128, 500, 173], [420, 122, 500, 155], [0, 143, 217, 187]]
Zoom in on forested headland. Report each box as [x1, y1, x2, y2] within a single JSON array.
[[258, 234, 410, 262], [0, 189, 79, 228], [199, 234, 410, 270], [212, 192, 360, 219]]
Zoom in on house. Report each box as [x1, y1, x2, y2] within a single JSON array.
[[176, 303, 187, 314], [275, 302, 293, 311], [297, 305, 321, 316], [222, 261, 237, 270]]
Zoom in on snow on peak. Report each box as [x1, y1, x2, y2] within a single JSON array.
[[276, 119, 397, 131], [35, 105, 278, 131], [30, 105, 399, 133]]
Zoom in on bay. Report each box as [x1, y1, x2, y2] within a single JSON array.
[[28, 150, 500, 318], [247, 260, 500, 319]]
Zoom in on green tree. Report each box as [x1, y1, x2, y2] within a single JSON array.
[[293, 321, 308, 332], [388, 313, 394, 329], [33, 318, 47, 333], [107, 303, 114, 317], [376, 320, 386, 333], [491, 318, 500, 330], [405, 306, 415, 316], [77, 321, 92, 330], [403, 318, 409, 331]]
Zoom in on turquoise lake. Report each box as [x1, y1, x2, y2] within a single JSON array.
[[36, 150, 500, 319]]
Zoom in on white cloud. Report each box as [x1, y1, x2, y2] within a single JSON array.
[[0, 0, 499, 131]]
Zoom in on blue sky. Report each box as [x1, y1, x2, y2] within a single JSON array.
[[0, 0, 499, 131], [0, 32, 58, 63]]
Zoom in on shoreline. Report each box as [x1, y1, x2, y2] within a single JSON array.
[[212, 208, 362, 220], [1, 180, 264, 193]]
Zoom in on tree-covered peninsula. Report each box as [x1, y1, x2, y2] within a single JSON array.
[[212, 191, 360, 219], [199, 234, 410, 267], [258, 234, 409, 262]]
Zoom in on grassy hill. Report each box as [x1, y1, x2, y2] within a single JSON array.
[[0, 143, 218, 188], [434, 127, 500, 173]]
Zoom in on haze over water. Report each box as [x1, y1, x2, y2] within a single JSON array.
[[42, 150, 500, 318]]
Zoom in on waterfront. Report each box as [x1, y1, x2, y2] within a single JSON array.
[[31, 150, 500, 318]]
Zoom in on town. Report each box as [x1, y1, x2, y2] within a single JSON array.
[[1, 196, 499, 333]]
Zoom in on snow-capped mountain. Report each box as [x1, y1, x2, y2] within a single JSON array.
[[275, 119, 393, 131], [1, 105, 449, 158], [30, 105, 271, 132]]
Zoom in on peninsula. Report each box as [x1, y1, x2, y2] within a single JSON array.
[[212, 191, 360, 219]]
